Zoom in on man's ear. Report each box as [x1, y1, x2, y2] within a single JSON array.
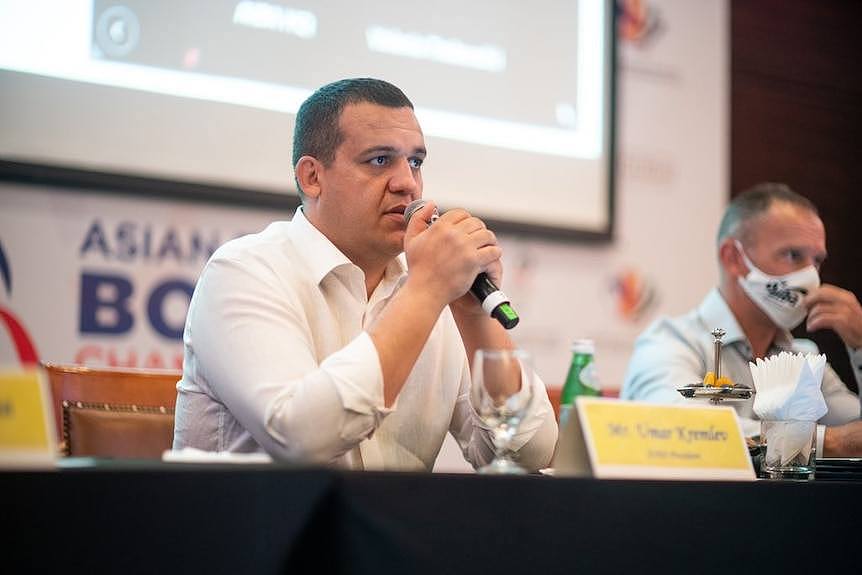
[[295, 156, 323, 200], [719, 238, 747, 279]]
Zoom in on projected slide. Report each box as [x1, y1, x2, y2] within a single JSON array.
[[0, 0, 614, 236]]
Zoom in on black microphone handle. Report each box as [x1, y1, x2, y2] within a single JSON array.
[[470, 274, 519, 330]]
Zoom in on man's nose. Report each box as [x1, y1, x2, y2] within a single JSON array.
[[388, 158, 420, 195], [803, 257, 822, 271]]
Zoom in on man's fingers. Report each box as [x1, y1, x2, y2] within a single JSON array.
[[807, 311, 843, 332], [453, 215, 487, 235], [477, 247, 504, 286], [476, 244, 503, 266], [808, 301, 841, 316], [405, 201, 437, 238], [466, 228, 498, 251], [803, 285, 833, 307], [437, 208, 471, 225], [804, 283, 851, 307], [805, 284, 862, 348], [413, 207, 504, 293], [434, 211, 497, 252], [435, 208, 493, 240]]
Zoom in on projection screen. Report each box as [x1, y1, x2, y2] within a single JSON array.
[[0, 0, 616, 238]]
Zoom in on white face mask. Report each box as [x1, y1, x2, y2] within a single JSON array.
[[735, 241, 820, 330]]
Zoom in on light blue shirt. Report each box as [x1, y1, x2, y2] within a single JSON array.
[[621, 288, 862, 437]]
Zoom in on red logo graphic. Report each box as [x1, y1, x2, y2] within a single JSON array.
[[0, 240, 40, 365], [618, 0, 663, 47], [612, 267, 658, 322]]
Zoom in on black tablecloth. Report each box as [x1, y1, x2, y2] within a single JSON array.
[[3, 462, 860, 574]]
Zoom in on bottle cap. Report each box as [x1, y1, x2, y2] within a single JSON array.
[[570, 339, 595, 354]]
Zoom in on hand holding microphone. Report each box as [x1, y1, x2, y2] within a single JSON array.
[[404, 199, 519, 329]]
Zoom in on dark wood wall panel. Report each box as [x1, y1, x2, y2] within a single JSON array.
[[732, 1, 862, 391]]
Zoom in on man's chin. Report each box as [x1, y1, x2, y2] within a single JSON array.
[[386, 242, 406, 258], [378, 232, 406, 258]]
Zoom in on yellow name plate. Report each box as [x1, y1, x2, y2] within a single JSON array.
[[0, 368, 57, 468], [555, 398, 755, 481]]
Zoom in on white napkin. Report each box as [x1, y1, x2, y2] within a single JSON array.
[[162, 447, 273, 464], [750, 351, 828, 421], [750, 352, 827, 467], [756, 420, 816, 468]]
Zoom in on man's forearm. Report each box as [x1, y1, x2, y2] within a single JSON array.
[[451, 303, 514, 368], [368, 279, 447, 407], [823, 421, 862, 456]]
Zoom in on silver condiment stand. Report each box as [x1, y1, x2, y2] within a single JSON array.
[[677, 328, 753, 404]]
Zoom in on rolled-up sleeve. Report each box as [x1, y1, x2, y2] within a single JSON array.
[[450, 359, 558, 472], [819, 362, 861, 426], [849, 345, 862, 393]]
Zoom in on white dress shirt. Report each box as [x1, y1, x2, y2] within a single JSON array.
[[173, 207, 557, 471], [621, 289, 861, 443]]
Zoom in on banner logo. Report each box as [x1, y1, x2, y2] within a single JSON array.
[[0, 240, 40, 365], [617, 0, 663, 47]]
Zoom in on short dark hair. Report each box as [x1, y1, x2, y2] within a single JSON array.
[[292, 78, 413, 190], [717, 182, 818, 245]]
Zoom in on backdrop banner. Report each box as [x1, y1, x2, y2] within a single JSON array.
[[0, 185, 278, 369]]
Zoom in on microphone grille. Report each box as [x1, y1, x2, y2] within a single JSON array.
[[403, 199, 428, 224]]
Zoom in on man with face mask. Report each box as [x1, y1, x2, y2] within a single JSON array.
[[621, 183, 862, 456]]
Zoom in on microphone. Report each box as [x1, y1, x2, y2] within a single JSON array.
[[403, 199, 519, 329]]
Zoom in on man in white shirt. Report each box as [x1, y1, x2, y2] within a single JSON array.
[[622, 183, 862, 456], [172, 78, 557, 471]]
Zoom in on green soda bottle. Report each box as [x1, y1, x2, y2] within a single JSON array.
[[559, 339, 600, 427]]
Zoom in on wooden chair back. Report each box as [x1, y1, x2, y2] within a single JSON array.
[[41, 363, 180, 459]]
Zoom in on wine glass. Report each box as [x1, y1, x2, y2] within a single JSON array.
[[470, 348, 535, 475]]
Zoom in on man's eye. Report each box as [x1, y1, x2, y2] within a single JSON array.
[[369, 156, 388, 166], [783, 249, 803, 262], [409, 157, 423, 169]]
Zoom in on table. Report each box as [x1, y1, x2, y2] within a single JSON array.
[[3, 462, 860, 574]]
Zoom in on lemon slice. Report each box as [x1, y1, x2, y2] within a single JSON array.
[[715, 376, 733, 387]]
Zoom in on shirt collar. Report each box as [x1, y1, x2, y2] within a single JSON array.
[[697, 288, 748, 345], [288, 207, 408, 289], [697, 287, 795, 350], [288, 206, 354, 286], [373, 254, 409, 305]]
